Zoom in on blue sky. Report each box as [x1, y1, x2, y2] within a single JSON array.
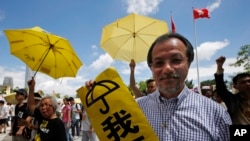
[[0, 0, 249, 96]]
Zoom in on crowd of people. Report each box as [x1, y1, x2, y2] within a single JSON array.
[[2, 78, 99, 141], [3, 32, 250, 141]]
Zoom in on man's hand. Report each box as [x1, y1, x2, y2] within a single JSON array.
[[216, 56, 226, 74], [129, 59, 136, 71], [27, 77, 35, 89], [85, 80, 95, 90]]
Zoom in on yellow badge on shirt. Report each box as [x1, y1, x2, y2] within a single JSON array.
[[77, 67, 159, 141]]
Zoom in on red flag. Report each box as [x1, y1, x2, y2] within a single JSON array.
[[171, 16, 176, 33], [193, 8, 210, 19]]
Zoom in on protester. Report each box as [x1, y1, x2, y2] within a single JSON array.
[[201, 88, 213, 98], [56, 100, 63, 119], [129, 59, 157, 98], [212, 89, 227, 110], [8, 102, 15, 134], [27, 78, 67, 141], [10, 89, 32, 141], [215, 56, 250, 124], [26, 92, 42, 141], [0, 100, 8, 133], [68, 97, 81, 140], [81, 110, 99, 141], [85, 33, 232, 140], [62, 98, 73, 141]]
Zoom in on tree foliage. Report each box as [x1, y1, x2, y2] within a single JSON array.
[[185, 79, 194, 89], [200, 79, 215, 86], [230, 44, 250, 73], [138, 81, 147, 94]]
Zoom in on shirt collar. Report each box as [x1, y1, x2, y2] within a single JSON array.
[[155, 86, 190, 105]]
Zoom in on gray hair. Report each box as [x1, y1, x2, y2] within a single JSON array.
[[39, 95, 58, 112]]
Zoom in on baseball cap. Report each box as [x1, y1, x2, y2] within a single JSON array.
[[34, 92, 42, 100], [14, 89, 27, 97]]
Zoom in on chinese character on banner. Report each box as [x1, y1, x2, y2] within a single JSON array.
[[77, 67, 159, 141]]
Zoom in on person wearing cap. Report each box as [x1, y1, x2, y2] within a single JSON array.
[[10, 88, 32, 141], [27, 78, 67, 141]]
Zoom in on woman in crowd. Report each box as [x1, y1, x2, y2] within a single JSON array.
[[27, 77, 67, 141], [62, 98, 73, 141]]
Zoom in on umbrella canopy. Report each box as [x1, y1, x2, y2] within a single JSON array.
[[3, 93, 18, 104], [4, 26, 83, 79], [100, 13, 169, 63]]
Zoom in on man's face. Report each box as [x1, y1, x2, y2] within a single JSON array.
[[234, 76, 250, 95], [203, 90, 212, 98], [15, 93, 25, 103], [150, 38, 189, 98], [70, 100, 75, 105], [146, 81, 157, 93]]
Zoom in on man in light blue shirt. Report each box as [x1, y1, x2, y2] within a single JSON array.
[[137, 33, 231, 141]]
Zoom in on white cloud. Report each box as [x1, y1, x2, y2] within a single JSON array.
[[89, 53, 113, 70], [91, 45, 97, 49], [123, 0, 163, 15], [0, 65, 86, 97], [120, 61, 148, 75], [187, 57, 244, 85], [207, 0, 222, 13], [196, 39, 229, 61]]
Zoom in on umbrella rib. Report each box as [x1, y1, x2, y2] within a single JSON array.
[[23, 31, 50, 45], [136, 21, 158, 33], [52, 44, 78, 78], [110, 34, 133, 60], [33, 47, 52, 78], [50, 36, 82, 78]]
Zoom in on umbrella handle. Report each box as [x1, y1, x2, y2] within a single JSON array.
[[33, 45, 52, 78]]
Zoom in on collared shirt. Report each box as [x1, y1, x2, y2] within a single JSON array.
[[136, 86, 232, 141]]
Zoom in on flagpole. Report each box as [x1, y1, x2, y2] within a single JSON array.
[[170, 11, 172, 32], [192, 8, 201, 94]]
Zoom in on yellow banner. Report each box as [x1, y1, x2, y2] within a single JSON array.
[[77, 67, 159, 141]]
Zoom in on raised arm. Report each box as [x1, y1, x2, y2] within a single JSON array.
[[129, 59, 143, 98], [214, 56, 233, 107], [27, 77, 37, 114]]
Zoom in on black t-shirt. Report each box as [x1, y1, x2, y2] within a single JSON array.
[[12, 103, 30, 135], [34, 108, 67, 141]]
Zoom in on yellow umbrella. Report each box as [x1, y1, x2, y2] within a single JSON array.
[[4, 26, 83, 79], [3, 93, 18, 104], [100, 13, 169, 63]]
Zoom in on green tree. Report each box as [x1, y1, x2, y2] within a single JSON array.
[[138, 81, 146, 93], [230, 44, 250, 73], [54, 93, 61, 98], [185, 79, 194, 89], [200, 79, 215, 86], [38, 90, 45, 96]]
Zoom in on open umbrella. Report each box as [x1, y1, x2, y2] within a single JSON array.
[[3, 93, 18, 104], [100, 13, 169, 63], [4, 26, 83, 79]]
